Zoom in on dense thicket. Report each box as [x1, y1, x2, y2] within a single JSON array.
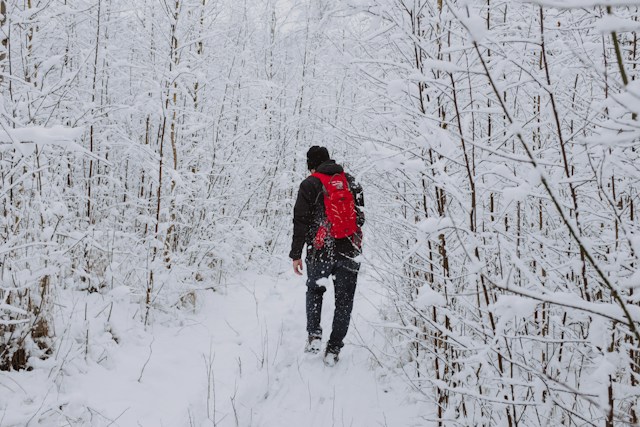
[[0, 0, 349, 369], [352, 1, 640, 425], [1, 0, 639, 425]]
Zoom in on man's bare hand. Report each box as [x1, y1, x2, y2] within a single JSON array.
[[293, 259, 304, 276]]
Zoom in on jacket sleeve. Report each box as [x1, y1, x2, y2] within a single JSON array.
[[289, 179, 314, 260], [347, 174, 365, 228]]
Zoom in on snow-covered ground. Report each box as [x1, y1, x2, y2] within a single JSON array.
[[0, 264, 424, 426]]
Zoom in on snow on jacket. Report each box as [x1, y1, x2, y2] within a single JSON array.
[[289, 160, 365, 260]]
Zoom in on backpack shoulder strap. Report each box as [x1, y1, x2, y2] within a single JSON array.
[[311, 172, 331, 192]]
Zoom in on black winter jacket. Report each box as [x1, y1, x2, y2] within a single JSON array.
[[289, 160, 365, 260]]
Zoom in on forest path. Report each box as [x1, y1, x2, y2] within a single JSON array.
[[1, 263, 423, 426], [193, 266, 422, 427]]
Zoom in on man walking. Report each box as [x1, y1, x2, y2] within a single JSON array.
[[290, 146, 365, 366]]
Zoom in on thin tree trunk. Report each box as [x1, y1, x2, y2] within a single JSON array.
[[87, 0, 102, 223], [0, 0, 7, 86]]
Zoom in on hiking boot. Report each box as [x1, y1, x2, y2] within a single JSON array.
[[323, 346, 340, 367], [304, 335, 322, 354]]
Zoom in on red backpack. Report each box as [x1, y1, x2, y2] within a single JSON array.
[[311, 172, 358, 249]]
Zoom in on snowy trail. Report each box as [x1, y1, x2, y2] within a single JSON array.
[[1, 265, 422, 427], [192, 268, 420, 427]]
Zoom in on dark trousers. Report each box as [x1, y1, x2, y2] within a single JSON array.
[[306, 252, 360, 352]]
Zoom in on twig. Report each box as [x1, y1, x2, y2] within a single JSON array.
[[137, 337, 155, 383]]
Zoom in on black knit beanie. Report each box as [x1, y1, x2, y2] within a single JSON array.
[[306, 146, 330, 170]]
